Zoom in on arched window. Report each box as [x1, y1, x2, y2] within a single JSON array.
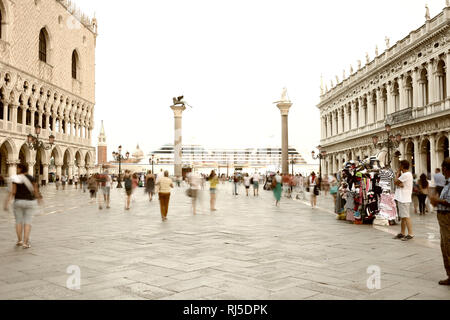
[[72, 50, 78, 79], [39, 28, 47, 62]]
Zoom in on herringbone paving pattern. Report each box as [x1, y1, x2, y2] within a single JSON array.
[[0, 182, 448, 300]]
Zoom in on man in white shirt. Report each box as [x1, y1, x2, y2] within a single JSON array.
[[252, 172, 260, 196], [393, 160, 414, 241]]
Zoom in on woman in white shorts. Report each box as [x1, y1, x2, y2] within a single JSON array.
[[3, 164, 42, 249]]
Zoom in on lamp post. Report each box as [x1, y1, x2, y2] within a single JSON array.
[[149, 154, 158, 174], [372, 122, 402, 167], [112, 146, 129, 188], [26, 125, 55, 182], [26, 125, 55, 151], [290, 153, 295, 175], [311, 146, 326, 190]]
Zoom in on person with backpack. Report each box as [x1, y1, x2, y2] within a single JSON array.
[[3, 164, 43, 249], [124, 170, 133, 210]]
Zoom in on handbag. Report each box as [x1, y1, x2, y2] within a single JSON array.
[[313, 185, 320, 196], [186, 188, 193, 198]]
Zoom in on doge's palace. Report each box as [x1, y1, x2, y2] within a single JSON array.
[[318, 3, 450, 178], [0, 0, 97, 184]]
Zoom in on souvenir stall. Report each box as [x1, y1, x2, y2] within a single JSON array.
[[336, 152, 398, 226]]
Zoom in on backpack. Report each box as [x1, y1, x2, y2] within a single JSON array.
[[124, 178, 132, 190], [271, 178, 277, 188]]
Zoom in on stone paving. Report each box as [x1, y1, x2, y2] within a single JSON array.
[[0, 182, 448, 300]]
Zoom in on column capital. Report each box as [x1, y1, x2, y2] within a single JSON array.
[[276, 102, 292, 116], [6, 160, 20, 166], [170, 105, 186, 118]]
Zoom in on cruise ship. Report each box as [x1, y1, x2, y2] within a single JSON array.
[[150, 144, 308, 170]]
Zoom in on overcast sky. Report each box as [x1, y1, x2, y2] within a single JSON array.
[[74, 0, 444, 163]]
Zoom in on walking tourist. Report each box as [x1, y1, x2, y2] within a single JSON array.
[[252, 171, 260, 196], [131, 173, 139, 202], [308, 172, 318, 209], [55, 175, 61, 190], [73, 174, 79, 190], [156, 171, 173, 221], [417, 173, 429, 215], [188, 171, 202, 214], [145, 170, 156, 201], [244, 173, 251, 196], [233, 173, 239, 195], [209, 170, 219, 211], [124, 170, 132, 210], [97, 170, 111, 209], [61, 174, 67, 190], [88, 174, 98, 203], [81, 175, 88, 192], [429, 158, 450, 286], [273, 171, 282, 206], [3, 164, 42, 249], [329, 174, 338, 204], [434, 168, 446, 197], [392, 160, 414, 241]]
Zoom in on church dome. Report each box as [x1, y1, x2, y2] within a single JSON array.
[[132, 144, 144, 160]]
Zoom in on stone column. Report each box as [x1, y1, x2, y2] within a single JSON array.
[[413, 137, 421, 175], [22, 104, 27, 130], [321, 116, 325, 139], [412, 69, 419, 108], [11, 104, 18, 130], [398, 140, 405, 161], [42, 162, 49, 185], [398, 76, 405, 110], [430, 134, 437, 174], [7, 160, 18, 178], [27, 161, 36, 177], [38, 111, 43, 128], [446, 53, 450, 100], [51, 113, 57, 133], [328, 115, 333, 136], [387, 82, 394, 114], [55, 163, 62, 178], [45, 112, 50, 131], [2, 100, 8, 121], [276, 101, 293, 175], [427, 61, 435, 104], [171, 104, 187, 178], [358, 97, 364, 127], [376, 88, 383, 122], [368, 94, 374, 124], [337, 109, 343, 134], [68, 166, 74, 181]]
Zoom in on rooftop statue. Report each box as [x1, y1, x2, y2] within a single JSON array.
[[172, 96, 193, 108], [280, 87, 290, 102], [385, 36, 390, 49], [425, 4, 430, 21]]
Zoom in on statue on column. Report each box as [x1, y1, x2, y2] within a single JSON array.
[[172, 96, 193, 108], [366, 52, 370, 64], [335, 75, 339, 84], [385, 36, 390, 49], [375, 45, 379, 56], [357, 60, 362, 70], [350, 64, 354, 74], [425, 4, 430, 21], [280, 87, 290, 102], [342, 69, 346, 80]]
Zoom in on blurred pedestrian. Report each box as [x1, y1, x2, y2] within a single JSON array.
[[209, 170, 219, 211], [252, 171, 260, 196], [273, 171, 282, 206], [232, 173, 239, 195], [145, 170, 156, 201], [55, 175, 61, 190], [3, 164, 42, 249], [188, 171, 202, 215], [61, 174, 67, 190], [88, 174, 98, 203], [73, 174, 79, 190], [308, 172, 318, 209], [418, 173, 429, 215], [124, 170, 132, 210], [156, 171, 173, 221], [244, 173, 251, 196]]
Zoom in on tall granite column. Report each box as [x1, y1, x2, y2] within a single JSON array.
[[171, 104, 186, 178], [276, 101, 293, 175]]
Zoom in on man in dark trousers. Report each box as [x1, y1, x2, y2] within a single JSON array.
[[430, 158, 450, 286]]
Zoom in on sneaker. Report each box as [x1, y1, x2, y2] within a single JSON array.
[[401, 235, 415, 241], [393, 233, 405, 239], [438, 278, 450, 285]]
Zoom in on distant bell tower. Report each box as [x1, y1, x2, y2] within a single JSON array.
[[97, 120, 107, 165]]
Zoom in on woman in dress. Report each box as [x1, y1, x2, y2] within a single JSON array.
[[145, 170, 156, 201], [273, 171, 282, 206]]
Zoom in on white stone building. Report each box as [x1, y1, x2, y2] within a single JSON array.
[[0, 0, 97, 184], [318, 4, 450, 178]]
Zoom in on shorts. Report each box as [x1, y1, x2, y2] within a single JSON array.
[[102, 187, 110, 195], [253, 182, 259, 189], [245, 185, 250, 189], [210, 188, 216, 194], [126, 189, 132, 196], [13, 200, 37, 225], [397, 202, 411, 218]]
